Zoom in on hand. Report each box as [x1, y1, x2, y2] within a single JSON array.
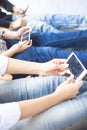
[[10, 17, 27, 30], [13, 6, 25, 16], [0, 74, 13, 81], [55, 75, 83, 100], [9, 40, 32, 55], [14, 26, 32, 40], [40, 59, 69, 76]]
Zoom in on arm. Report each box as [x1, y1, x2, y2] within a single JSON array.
[[6, 58, 68, 76], [0, 26, 30, 40], [0, 75, 82, 130], [0, 55, 68, 76], [19, 75, 82, 119], [2, 40, 32, 57]]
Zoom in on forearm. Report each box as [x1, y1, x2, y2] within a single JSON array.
[[6, 57, 44, 75], [2, 49, 15, 57], [18, 92, 64, 120], [0, 27, 17, 39]]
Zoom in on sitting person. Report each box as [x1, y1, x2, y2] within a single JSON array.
[[0, 55, 86, 130], [0, 54, 78, 130], [0, 0, 27, 30], [2, 27, 87, 78], [0, 27, 86, 130], [1, 1, 87, 33]]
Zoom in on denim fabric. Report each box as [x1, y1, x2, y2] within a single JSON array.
[[6, 29, 87, 79], [6, 29, 87, 49], [24, 14, 87, 33], [31, 29, 87, 49], [0, 75, 87, 130], [12, 46, 87, 68]]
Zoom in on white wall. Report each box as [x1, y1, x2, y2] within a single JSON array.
[[9, 0, 87, 15]]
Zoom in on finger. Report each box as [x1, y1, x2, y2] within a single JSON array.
[[53, 59, 66, 64], [28, 40, 32, 46], [19, 41, 27, 46], [56, 64, 69, 71], [23, 40, 32, 47], [57, 71, 66, 75], [58, 59, 66, 64], [66, 74, 74, 83], [65, 69, 72, 75], [75, 80, 83, 89]]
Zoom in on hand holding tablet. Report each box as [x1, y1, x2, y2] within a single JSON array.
[[65, 52, 87, 81]]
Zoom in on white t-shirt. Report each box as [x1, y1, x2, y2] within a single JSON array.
[[0, 55, 21, 129], [0, 102, 21, 130], [0, 55, 8, 75]]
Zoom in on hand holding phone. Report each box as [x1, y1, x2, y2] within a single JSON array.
[[21, 30, 31, 44], [65, 52, 87, 81]]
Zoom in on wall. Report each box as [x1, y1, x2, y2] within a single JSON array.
[[9, 0, 87, 15]]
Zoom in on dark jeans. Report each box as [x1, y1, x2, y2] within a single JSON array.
[[6, 29, 87, 78]]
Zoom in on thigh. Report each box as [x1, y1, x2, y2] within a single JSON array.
[[27, 90, 87, 130], [0, 75, 66, 103]]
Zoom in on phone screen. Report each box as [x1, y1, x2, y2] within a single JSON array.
[[21, 31, 30, 42], [66, 53, 85, 80]]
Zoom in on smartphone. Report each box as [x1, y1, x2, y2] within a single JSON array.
[[24, 4, 29, 14], [21, 30, 31, 44], [65, 52, 87, 81]]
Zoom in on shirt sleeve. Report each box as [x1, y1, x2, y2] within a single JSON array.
[[0, 55, 8, 75], [0, 19, 10, 28], [0, 102, 21, 130], [0, 0, 14, 12]]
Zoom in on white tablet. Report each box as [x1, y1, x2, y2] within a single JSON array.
[[65, 52, 87, 81], [21, 30, 31, 44]]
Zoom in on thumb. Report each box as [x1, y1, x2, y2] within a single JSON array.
[[67, 74, 74, 83], [75, 80, 83, 90]]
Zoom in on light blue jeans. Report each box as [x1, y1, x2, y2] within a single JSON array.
[[0, 75, 87, 130], [13, 14, 87, 33], [24, 14, 87, 33]]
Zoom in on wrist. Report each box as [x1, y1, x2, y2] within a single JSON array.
[[37, 63, 47, 76], [0, 30, 5, 39]]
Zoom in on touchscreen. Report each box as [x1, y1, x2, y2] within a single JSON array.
[[67, 54, 84, 80]]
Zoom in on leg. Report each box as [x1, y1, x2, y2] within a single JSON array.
[[6, 39, 19, 49], [40, 14, 87, 30], [6, 28, 87, 49], [0, 75, 66, 103], [24, 15, 59, 33], [27, 90, 87, 130], [31, 29, 87, 48], [0, 75, 87, 130], [25, 14, 87, 32], [13, 46, 87, 68]]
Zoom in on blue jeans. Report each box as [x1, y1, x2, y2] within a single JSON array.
[[13, 14, 87, 33], [6, 29, 87, 49], [24, 14, 87, 33], [31, 29, 87, 48], [6, 29, 87, 79], [0, 75, 87, 130]]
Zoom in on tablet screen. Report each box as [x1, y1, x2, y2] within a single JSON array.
[[66, 53, 84, 80]]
